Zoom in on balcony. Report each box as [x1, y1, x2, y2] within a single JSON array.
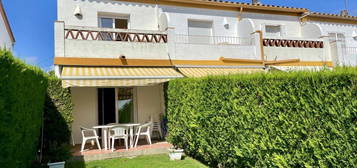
[[55, 22, 169, 59], [170, 34, 259, 61], [262, 37, 328, 62]]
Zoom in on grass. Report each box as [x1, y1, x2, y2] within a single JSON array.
[[66, 154, 207, 168]]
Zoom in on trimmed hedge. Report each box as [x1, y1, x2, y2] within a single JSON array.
[[0, 50, 47, 168], [166, 69, 357, 167], [40, 72, 74, 163]]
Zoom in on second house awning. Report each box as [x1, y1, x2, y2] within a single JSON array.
[[61, 66, 183, 87], [177, 66, 264, 78]]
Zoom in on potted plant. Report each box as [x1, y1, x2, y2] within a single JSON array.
[[47, 161, 65, 168], [168, 146, 184, 160]]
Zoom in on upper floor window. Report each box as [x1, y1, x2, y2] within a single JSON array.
[[265, 25, 282, 37], [99, 16, 129, 29], [329, 33, 346, 47], [188, 20, 213, 44]]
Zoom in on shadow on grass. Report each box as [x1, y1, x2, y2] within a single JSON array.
[[66, 156, 85, 168]]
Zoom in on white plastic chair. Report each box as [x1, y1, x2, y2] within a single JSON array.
[[134, 122, 152, 147], [109, 126, 128, 151], [151, 121, 163, 139], [80, 127, 101, 152]]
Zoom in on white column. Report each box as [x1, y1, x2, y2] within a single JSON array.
[[253, 32, 263, 61], [54, 21, 65, 57]]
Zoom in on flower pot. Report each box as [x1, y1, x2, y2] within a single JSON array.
[[168, 148, 184, 160], [47, 162, 65, 168]]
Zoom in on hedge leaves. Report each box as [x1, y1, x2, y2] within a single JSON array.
[[166, 69, 357, 167], [0, 50, 47, 168]]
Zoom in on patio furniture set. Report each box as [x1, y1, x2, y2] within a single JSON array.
[[80, 121, 163, 152]]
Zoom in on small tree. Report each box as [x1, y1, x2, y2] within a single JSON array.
[[39, 71, 74, 163]]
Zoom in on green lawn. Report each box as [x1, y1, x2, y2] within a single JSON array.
[[66, 154, 207, 168]]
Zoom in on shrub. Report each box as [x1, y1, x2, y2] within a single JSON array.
[[40, 72, 74, 163], [0, 50, 47, 168], [166, 68, 357, 167]]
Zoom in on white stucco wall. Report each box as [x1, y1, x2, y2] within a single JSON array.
[[161, 5, 238, 37], [0, 11, 13, 50], [173, 44, 257, 60], [136, 85, 164, 124], [64, 40, 169, 59], [301, 23, 323, 39], [71, 87, 98, 145], [264, 47, 327, 62], [58, 0, 159, 30], [242, 13, 302, 38], [310, 21, 357, 47]]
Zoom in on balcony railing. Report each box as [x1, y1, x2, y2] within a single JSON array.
[[175, 34, 254, 46], [263, 38, 324, 48], [64, 26, 167, 43]]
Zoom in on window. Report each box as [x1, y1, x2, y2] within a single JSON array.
[[99, 16, 129, 41], [188, 20, 213, 44], [328, 33, 346, 47], [99, 17, 129, 29], [265, 25, 282, 37]]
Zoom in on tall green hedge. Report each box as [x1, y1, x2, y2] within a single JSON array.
[[166, 69, 357, 167], [40, 72, 74, 164], [0, 50, 47, 168]]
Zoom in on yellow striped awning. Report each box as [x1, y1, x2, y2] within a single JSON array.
[[61, 66, 183, 87], [177, 67, 264, 78]]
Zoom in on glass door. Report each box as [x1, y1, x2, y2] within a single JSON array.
[[117, 88, 134, 123]]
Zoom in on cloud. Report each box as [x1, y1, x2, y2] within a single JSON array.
[[23, 56, 39, 65]]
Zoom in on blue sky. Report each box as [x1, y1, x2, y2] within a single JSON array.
[[2, 0, 357, 70]]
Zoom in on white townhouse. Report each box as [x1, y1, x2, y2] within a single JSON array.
[[54, 0, 357, 146], [0, 0, 15, 50]]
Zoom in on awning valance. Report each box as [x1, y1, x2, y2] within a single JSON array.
[[61, 66, 183, 87], [177, 67, 264, 78]]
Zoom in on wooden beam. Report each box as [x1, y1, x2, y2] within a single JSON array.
[[265, 59, 300, 65], [54, 57, 333, 67], [54, 57, 263, 66], [219, 57, 263, 64]]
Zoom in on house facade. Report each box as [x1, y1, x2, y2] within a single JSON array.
[[54, 0, 357, 145], [0, 0, 15, 50]]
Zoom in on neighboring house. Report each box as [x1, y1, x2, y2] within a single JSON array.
[[0, 0, 15, 50], [54, 0, 357, 145]]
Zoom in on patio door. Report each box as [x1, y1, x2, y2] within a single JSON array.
[[98, 88, 116, 125], [117, 88, 134, 123]]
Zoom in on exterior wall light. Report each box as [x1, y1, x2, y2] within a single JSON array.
[[223, 18, 229, 29], [353, 31, 357, 40], [74, 6, 83, 19]]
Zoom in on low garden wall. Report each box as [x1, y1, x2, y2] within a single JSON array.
[[166, 68, 357, 167], [0, 50, 48, 167]]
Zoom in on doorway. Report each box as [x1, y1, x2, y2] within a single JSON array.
[[98, 88, 135, 125]]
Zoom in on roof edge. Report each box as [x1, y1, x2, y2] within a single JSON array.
[[116, 0, 308, 13], [0, 0, 15, 43], [115, 0, 356, 24]]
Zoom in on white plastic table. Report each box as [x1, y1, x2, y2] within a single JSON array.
[[92, 125, 114, 150], [93, 123, 140, 150], [116, 123, 140, 148]]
